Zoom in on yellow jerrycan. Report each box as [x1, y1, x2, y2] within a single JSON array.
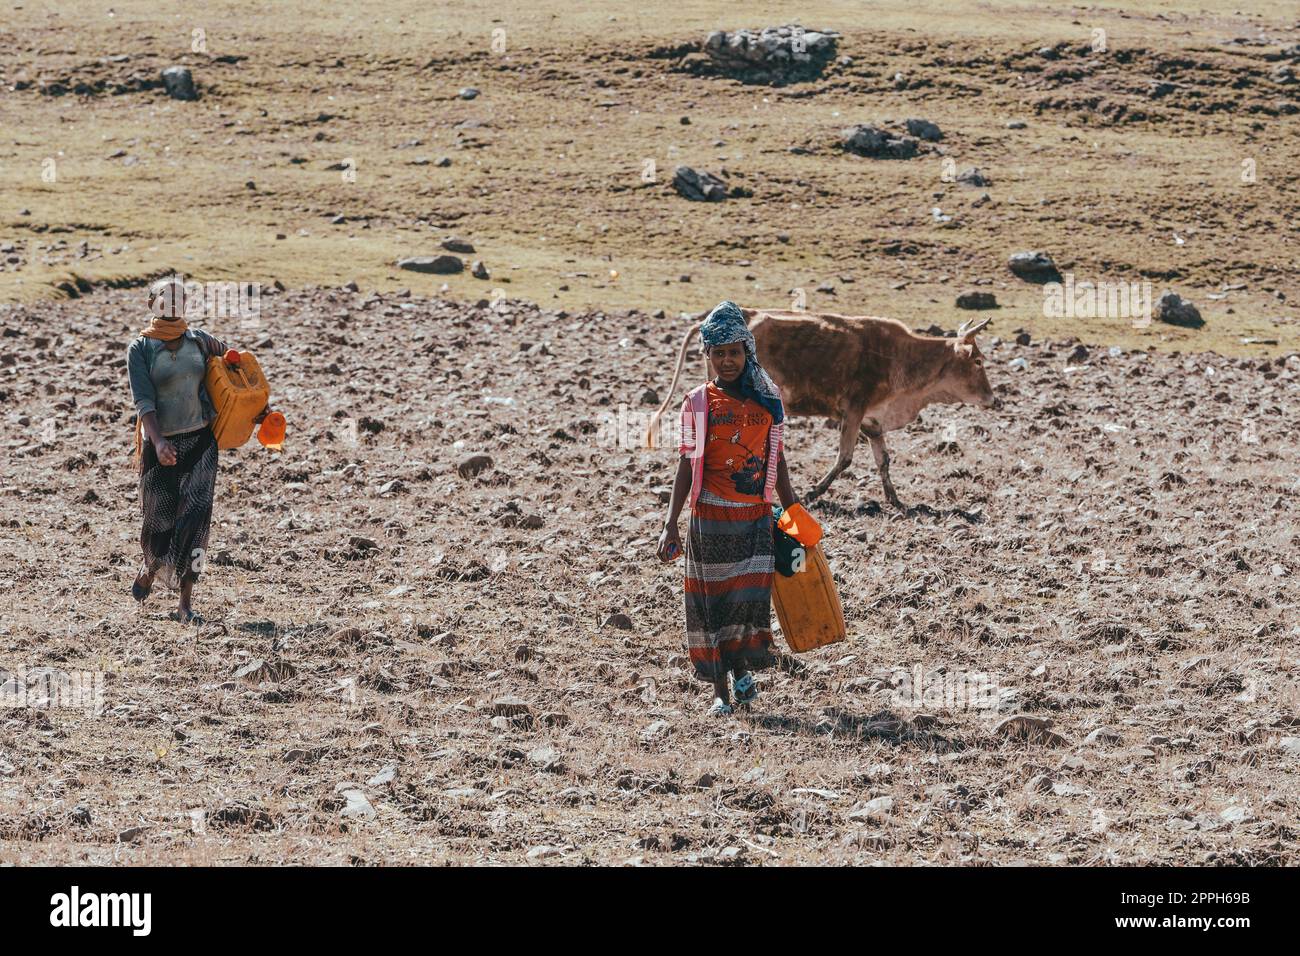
[[205, 349, 271, 450], [771, 505, 846, 654]]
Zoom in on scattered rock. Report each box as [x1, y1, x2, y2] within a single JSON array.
[[841, 125, 919, 159], [526, 844, 564, 860], [1008, 250, 1062, 284], [441, 237, 475, 253], [694, 26, 840, 84], [456, 453, 493, 478], [1219, 805, 1255, 825], [528, 746, 563, 770], [488, 696, 533, 718], [1051, 781, 1088, 797], [160, 66, 197, 101], [1083, 727, 1122, 746], [956, 291, 998, 310], [471, 260, 489, 280], [847, 795, 894, 820], [993, 714, 1069, 746], [1155, 292, 1204, 328], [603, 612, 633, 630], [672, 166, 728, 202], [233, 659, 296, 684], [905, 118, 943, 141], [458, 87, 479, 100], [332, 626, 366, 650], [1024, 773, 1054, 794], [956, 166, 991, 187], [397, 255, 463, 274], [336, 785, 376, 821], [640, 719, 671, 743]]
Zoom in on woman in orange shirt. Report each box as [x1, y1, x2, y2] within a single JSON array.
[[657, 301, 801, 716]]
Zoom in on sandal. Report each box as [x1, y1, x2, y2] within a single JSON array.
[[733, 673, 759, 706], [168, 610, 205, 626], [708, 698, 733, 717]]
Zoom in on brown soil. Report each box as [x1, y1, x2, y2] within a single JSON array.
[[0, 284, 1297, 865]]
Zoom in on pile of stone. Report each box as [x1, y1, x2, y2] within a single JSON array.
[[690, 25, 840, 84], [841, 124, 919, 159], [672, 166, 729, 202]]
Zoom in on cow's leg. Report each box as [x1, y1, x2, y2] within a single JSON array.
[[806, 408, 866, 500], [860, 424, 903, 509]]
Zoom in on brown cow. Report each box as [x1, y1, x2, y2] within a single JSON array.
[[644, 308, 996, 508]]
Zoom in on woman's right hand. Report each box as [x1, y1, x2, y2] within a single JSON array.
[[656, 523, 682, 562], [155, 438, 178, 466]]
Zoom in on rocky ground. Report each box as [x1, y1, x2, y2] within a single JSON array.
[[1, 285, 1297, 865], [1, 0, 1298, 355]]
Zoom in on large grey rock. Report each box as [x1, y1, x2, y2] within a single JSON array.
[[673, 166, 728, 202], [160, 66, 197, 101], [1008, 250, 1062, 283], [841, 125, 918, 159], [693, 25, 839, 84], [905, 118, 943, 141], [397, 255, 463, 274], [1154, 292, 1204, 328]]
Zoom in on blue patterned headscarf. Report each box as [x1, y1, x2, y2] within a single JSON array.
[[699, 300, 784, 425]]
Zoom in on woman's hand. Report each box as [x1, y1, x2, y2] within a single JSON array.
[[156, 438, 178, 466], [656, 523, 682, 562]]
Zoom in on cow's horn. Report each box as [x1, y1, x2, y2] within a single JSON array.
[[961, 317, 991, 339]]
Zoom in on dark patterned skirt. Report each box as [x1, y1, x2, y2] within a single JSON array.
[[138, 426, 218, 590], [683, 488, 777, 682]]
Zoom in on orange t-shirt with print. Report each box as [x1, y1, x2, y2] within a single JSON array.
[[701, 381, 772, 503]]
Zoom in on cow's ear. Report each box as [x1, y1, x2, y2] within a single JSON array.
[[955, 341, 974, 358]]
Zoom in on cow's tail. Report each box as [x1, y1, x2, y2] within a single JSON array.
[[643, 320, 702, 449]]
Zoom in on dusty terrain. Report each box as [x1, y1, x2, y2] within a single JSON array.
[[1, 285, 1298, 865], [1, 0, 1298, 353], [1, 0, 1298, 865]]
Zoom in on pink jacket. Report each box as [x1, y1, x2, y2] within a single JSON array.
[[678, 381, 784, 511]]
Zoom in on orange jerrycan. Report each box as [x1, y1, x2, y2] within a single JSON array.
[[771, 507, 846, 653], [257, 411, 286, 451], [205, 349, 271, 450]]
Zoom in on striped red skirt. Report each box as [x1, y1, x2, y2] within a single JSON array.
[[684, 488, 777, 682]]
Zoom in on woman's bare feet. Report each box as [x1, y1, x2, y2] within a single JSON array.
[[176, 577, 201, 624], [709, 675, 732, 715]]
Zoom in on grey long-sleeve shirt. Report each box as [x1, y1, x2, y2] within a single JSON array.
[[126, 328, 229, 437]]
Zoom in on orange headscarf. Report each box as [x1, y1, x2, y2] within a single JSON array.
[[133, 317, 191, 463]]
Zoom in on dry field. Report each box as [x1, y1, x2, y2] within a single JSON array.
[[1, 1, 1298, 865]]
